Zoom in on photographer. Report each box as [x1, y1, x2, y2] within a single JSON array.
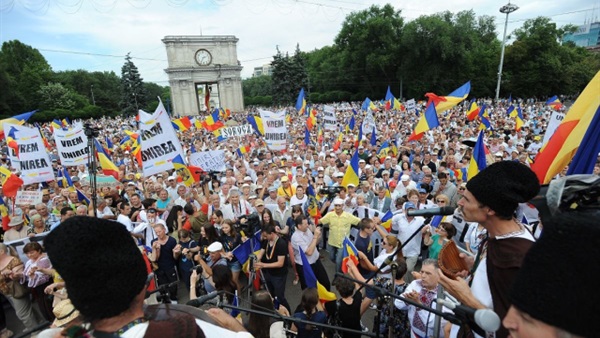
[[193, 242, 227, 294], [254, 225, 291, 313]]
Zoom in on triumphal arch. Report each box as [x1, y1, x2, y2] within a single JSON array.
[[163, 35, 244, 115]]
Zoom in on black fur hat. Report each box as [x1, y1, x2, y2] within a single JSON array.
[[44, 216, 148, 321], [466, 161, 540, 219], [510, 211, 599, 337]]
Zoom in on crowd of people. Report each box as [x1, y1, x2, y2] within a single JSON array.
[[0, 97, 598, 338]]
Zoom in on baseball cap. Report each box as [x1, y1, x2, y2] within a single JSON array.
[[401, 174, 410, 182], [333, 198, 344, 205], [281, 176, 289, 182], [255, 199, 265, 206], [404, 202, 417, 209]]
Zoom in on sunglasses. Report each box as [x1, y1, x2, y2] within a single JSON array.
[[436, 200, 446, 203], [459, 188, 466, 191]]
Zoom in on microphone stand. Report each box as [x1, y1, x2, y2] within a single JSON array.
[[336, 272, 462, 327], [358, 216, 431, 292], [218, 303, 377, 338]]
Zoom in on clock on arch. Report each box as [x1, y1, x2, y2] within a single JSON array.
[[195, 49, 212, 66]]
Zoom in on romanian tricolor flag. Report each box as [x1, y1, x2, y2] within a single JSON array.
[[345, 116, 355, 133], [390, 140, 398, 157], [506, 95, 516, 117], [299, 248, 336, 302], [478, 104, 492, 131], [341, 149, 360, 188], [0, 110, 36, 138], [362, 97, 377, 111], [515, 107, 524, 132], [370, 126, 377, 146], [0, 197, 9, 231], [213, 128, 226, 142], [430, 215, 451, 228], [380, 210, 393, 232], [304, 127, 311, 147], [236, 145, 250, 157], [172, 154, 197, 187], [546, 95, 563, 110], [355, 124, 362, 148], [6, 127, 19, 156], [333, 132, 343, 151], [307, 108, 317, 131], [532, 71, 600, 183], [341, 237, 359, 274], [425, 81, 471, 114], [172, 116, 192, 131], [306, 185, 321, 224], [317, 126, 324, 145], [408, 102, 439, 141], [378, 141, 390, 160], [246, 115, 264, 136], [57, 167, 74, 189], [453, 167, 468, 182], [94, 139, 119, 179], [105, 135, 114, 152], [76, 189, 91, 205], [203, 109, 225, 132], [0, 166, 23, 199], [466, 99, 480, 121], [467, 131, 487, 180], [295, 88, 307, 115]]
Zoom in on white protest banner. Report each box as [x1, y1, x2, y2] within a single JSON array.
[[542, 110, 566, 146], [219, 124, 254, 139], [3, 123, 54, 185], [259, 109, 287, 151], [406, 99, 416, 111], [189, 150, 226, 172], [362, 111, 376, 133], [323, 105, 338, 130], [139, 99, 185, 176], [15, 190, 43, 206], [53, 123, 89, 166]]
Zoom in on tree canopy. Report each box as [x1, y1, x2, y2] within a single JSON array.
[[245, 4, 599, 105]]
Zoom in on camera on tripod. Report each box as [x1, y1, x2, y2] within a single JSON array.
[[83, 123, 100, 138], [237, 212, 261, 234], [320, 186, 342, 200]]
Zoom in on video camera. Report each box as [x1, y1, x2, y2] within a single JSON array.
[[320, 186, 343, 200], [200, 170, 221, 185], [237, 212, 261, 234]]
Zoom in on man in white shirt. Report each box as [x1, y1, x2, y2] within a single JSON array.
[[290, 215, 330, 291], [394, 259, 447, 338], [391, 201, 425, 282]]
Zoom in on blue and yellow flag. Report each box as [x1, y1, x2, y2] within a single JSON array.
[[467, 131, 487, 180], [341, 149, 360, 188], [295, 88, 306, 115], [299, 248, 336, 302]]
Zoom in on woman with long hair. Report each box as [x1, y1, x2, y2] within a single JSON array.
[[245, 290, 288, 338], [219, 219, 243, 296], [261, 208, 279, 229], [422, 221, 457, 260], [197, 223, 220, 260], [292, 288, 327, 338], [165, 205, 185, 234]]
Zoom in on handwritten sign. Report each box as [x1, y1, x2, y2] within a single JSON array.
[[189, 150, 226, 172], [15, 190, 43, 206]]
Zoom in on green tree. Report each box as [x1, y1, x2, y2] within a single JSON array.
[[504, 17, 599, 97], [334, 4, 404, 97], [37, 82, 77, 111], [243, 75, 272, 97], [0, 40, 52, 116], [120, 53, 147, 117], [271, 47, 294, 105]]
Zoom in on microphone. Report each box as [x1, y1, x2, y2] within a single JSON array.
[[406, 206, 455, 217], [436, 298, 501, 333], [186, 290, 224, 307]]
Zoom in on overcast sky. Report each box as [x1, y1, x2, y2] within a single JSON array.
[[0, 0, 597, 86]]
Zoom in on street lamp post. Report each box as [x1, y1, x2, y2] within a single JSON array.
[[90, 84, 96, 105], [495, 2, 519, 102]]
